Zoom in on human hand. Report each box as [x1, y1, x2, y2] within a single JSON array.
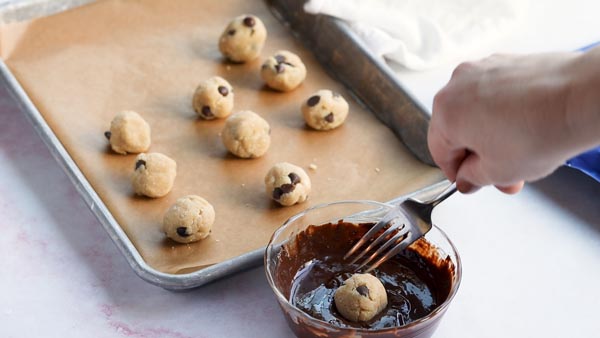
[[428, 51, 600, 194]]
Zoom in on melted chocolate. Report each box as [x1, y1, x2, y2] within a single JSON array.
[[275, 221, 454, 330]]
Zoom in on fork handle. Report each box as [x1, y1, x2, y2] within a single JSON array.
[[429, 182, 457, 207]]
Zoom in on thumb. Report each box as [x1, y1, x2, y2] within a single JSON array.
[[455, 152, 490, 193], [495, 182, 525, 194]]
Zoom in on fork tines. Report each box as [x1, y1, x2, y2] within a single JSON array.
[[344, 210, 414, 272]]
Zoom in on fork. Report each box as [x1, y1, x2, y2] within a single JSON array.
[[344, 182, 457, 272]]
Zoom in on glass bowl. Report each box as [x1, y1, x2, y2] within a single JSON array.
[[264, 200, 462, 338]]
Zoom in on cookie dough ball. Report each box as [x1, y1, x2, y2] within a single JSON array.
[[334, 273, 388, 322], [104, 110, 151, 154], [302, 90, 349, 130], [261, 51, 307, 92], [264, 162, 311, 206], [163, 195, 215, 244], [221, 111, 271, 158], [131, 153, 177, 198], [192, 76, 234, 120], [219, 14, 267, 63]]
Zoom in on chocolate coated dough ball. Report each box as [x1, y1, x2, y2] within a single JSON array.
[[334, 273, 388, 322], [131, 152, 177, 198], [260, 50, 307, 92], [221, 110, 271, 158], [301, 89, 349, 130], [163, 195, 215, 244], [105, 110, 151, 154], [264, 162, 311, 206], [192, 76, 234, 120], [219, 14, 267, 63]]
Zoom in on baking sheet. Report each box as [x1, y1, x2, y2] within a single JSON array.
[[0, 0, 442, 278]]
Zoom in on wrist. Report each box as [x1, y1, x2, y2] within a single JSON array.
[[564, 48, 600, 154]]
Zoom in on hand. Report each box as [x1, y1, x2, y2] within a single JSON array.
[[428, 51, 599, 194]]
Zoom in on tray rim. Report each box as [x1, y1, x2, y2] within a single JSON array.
[[267, 0, 435, 166], [0, 0, 445, 290], [1, 59, 268, 290]]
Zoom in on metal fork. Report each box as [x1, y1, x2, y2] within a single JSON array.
[[344, 182, 457, 272]]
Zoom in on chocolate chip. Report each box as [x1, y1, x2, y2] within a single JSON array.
[[324, 112, 334, 123], [272, 187, 283, 200], [201, 105, 213, 117], [176, 227, 190, 237], [288, 172, 301, 185], [228, 29, 236, 36], [274, 63, 284, 73], [104, 131, 111, 140], [274, 54, 286, 63], [280, 184, 295, 194], [356, 285, 370, 297], [243, 16, 255, 27], [307, 95, 320, 107], [251, 29, 255, 36], [135, 159, 146, 170], [218, 86, 229, 97]]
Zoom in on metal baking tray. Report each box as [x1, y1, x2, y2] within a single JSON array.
[[0, 0, 94, 23], [0, 0, 441, 290]]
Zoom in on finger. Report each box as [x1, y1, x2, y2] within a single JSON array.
[[494, 181, 524, 194], [455, 149, 482, 194], [427, 124, 467, 182], [455, 151, 491, 188], [456, 179, 481, 194]]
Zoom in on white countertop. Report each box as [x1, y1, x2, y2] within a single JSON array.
[[2, 1, 600, 337]]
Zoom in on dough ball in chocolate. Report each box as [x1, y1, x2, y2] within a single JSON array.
[[131, 152, 177, 198], [334, 273, 388, 322], [264, 162, 311, 206], [105, 110, 151, 154], [260, 50, 307, 92], [302, 90, 349, 130], [219, 14, 267, 63], [163, 195, 215, 244], [221, 110, 271, 158], [192, 76, 234, 120]]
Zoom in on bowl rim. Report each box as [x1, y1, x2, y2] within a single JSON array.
[[264, 199, 463, 334]]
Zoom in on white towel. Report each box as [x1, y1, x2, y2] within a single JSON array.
[[304, 0, 528, 70]]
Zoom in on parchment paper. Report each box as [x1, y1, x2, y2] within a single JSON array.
[[0, 0, 442, 274]]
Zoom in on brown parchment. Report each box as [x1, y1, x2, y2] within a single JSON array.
[[0, 0, 442, 274]]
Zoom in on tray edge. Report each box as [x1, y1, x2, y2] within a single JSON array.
[[267, 0, 435, 166], [0, 60, 263, 291], [0, 0, 444, 290]]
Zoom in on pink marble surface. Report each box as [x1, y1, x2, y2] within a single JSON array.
[[2, 0, 600, 336]]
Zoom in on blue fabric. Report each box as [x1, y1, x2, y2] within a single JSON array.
[[579, 41, 600, 52], [567, 147, 600, 182]]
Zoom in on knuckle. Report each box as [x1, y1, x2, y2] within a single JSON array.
[[432, 91, 445, 114], [432, 87, 451, 114], [487, 52, 510, 60], [432, 88, 459, 128], [451, 61, 476, 78]]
